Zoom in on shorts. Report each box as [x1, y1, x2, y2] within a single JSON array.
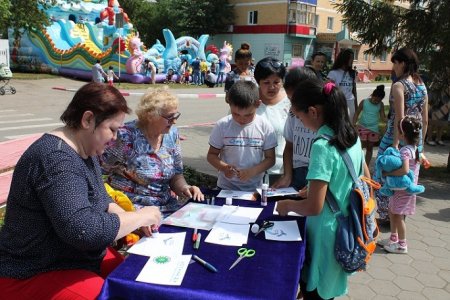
[[357, 125, 380, 142]]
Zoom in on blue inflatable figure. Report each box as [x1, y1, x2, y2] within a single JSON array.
[[375, 147, 425, 196]]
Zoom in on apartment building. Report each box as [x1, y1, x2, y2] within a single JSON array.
[[210, 0, 317, 67], [212, 0, 392, 78]]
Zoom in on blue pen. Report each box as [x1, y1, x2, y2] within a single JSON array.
[[192, 255, 218, 273]]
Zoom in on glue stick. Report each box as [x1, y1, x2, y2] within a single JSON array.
[[261, 183, 268, 206]]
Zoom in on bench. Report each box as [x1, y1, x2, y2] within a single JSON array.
[[0, 134, 42, 206]]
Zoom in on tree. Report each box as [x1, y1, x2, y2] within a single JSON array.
[[3, 0, 54, 39], [336, 0, 450, 90], [121, 0, 235, 46], [170, 0, 235, 38], [0, 0, 11, 37]]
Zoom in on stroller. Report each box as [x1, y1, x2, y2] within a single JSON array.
[[0, 63, 16, 95]]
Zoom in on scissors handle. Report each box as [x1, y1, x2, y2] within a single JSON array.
[[238, 248, 256, 257]]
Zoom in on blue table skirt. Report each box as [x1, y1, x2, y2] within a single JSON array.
[[99, 198, 306, 300]]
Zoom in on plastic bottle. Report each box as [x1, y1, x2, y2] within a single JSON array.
[[261, 183, 268, 206]]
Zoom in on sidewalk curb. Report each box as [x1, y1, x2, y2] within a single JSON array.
[[52, 86, 225, 98]]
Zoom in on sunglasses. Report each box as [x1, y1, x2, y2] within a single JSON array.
[[159, 112, 181, 122], [259, 60, 283, 69]]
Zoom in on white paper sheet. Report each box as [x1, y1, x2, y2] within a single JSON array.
[[216, 205, 263, 224], [264, 221, 302, 241], [205, 222, 249, 246], [216, 189, 257, 201], [127, 232, 186, 257], [256, 187, 299, 197], [136, 254, 191, 286], [162, 202, 223, 230], [273, 201, 303, 217]]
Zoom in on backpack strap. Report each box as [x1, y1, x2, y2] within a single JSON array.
[[314, 134, 362, 214]]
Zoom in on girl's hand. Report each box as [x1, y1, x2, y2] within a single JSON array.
[[299, 186, 308, 198], [271, 175, 291, 188], [276, 200, 292, 216]]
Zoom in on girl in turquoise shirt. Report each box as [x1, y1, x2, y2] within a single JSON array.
[[277, 79, 369, 300]]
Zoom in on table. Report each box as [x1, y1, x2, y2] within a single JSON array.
[[99, 198, 306, 300]]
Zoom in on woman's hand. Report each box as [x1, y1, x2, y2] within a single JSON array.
[[137, 206, 162, 237], [181, 185, 205, 201]]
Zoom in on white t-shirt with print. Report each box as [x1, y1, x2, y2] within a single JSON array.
[[209, 114, 277, 191], [328, 69, 356, 118], [256, 96, 291, 174], [283, 112, 317, 168]]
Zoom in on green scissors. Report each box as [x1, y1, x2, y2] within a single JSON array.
[[229, 247, 256, 270]]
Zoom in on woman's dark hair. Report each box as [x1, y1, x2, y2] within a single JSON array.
[[291, 78, 358, 150], [254, 57, 286, 83], [283, 67, 316, 92], [60, 82, 131, 129], [331, 48, 355, 78], [372, 85, 386, 99], [235, 42, 252, 61], [391, 48, 420, 81]]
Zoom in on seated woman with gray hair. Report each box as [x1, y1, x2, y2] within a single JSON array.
[[101, 87, 204, 215]]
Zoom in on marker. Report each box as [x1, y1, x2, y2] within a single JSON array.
[[192, 255, 218, 273], [192, 228, 198, 243], [194, 232, 202, 249]]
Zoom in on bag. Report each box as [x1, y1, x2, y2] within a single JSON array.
[[317, 134, 381, 273]]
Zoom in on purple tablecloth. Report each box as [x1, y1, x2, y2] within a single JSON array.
[[99, 198, 306, 300]]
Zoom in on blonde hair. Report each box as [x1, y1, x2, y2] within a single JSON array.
[[136, 86, 179, 124]]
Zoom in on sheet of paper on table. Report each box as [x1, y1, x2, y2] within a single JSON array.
[[264, 221, 302, 241], [216, 189, 257, 201], [205, 222, 250, 246], [127, 232, 186, 257], [216, 205, 263, 224], [136, 254, 191, 286], [162, 202, 222, 230], [256, 187, 299, 197], [273, 201, 303, 217]]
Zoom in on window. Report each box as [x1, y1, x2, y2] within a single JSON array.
[[248, 11, 258, 25], [327, 17, 334, 30], [315, 15, 319, 27], [288, 3, 316, 25], [381, 51, 387, 62], [354, 49, 359, 61], [371, 55, 376, 63], [363, 53, 368, 62], [292, 44, 304, 57]]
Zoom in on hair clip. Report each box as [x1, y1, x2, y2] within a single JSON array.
[[324, 82, 335, 95]]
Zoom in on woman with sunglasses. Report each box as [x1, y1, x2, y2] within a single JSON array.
[[101, 87, 204, 215], [254, 57, 289, 183]]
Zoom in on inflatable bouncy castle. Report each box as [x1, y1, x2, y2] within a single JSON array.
[[9, 0, 224, 83]]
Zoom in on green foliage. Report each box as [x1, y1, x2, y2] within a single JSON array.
[[336, 0, 450, 93], [6, 0, 54, 40], [0, 0, 11, 37], [121, 0, 235, 46], [183, 165, 217, 189]]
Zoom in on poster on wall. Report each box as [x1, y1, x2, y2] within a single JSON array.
[[264, 43, 281, 59], [291, 57, 305, 67]]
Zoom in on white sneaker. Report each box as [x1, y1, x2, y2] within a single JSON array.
[[384, 242, 408, 254], [377, 238, 397, 247]]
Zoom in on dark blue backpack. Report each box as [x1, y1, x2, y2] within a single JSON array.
[[317, 134, 380, 273]]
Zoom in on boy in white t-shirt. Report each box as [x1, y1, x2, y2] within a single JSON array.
[[207, 81, 277, 191]]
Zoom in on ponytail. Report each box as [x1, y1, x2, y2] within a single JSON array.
[[322, 82, 358, 150], [291, 79, 358, 150]]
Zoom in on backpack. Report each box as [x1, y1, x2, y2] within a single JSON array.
[[317, 134, 381, 273]]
